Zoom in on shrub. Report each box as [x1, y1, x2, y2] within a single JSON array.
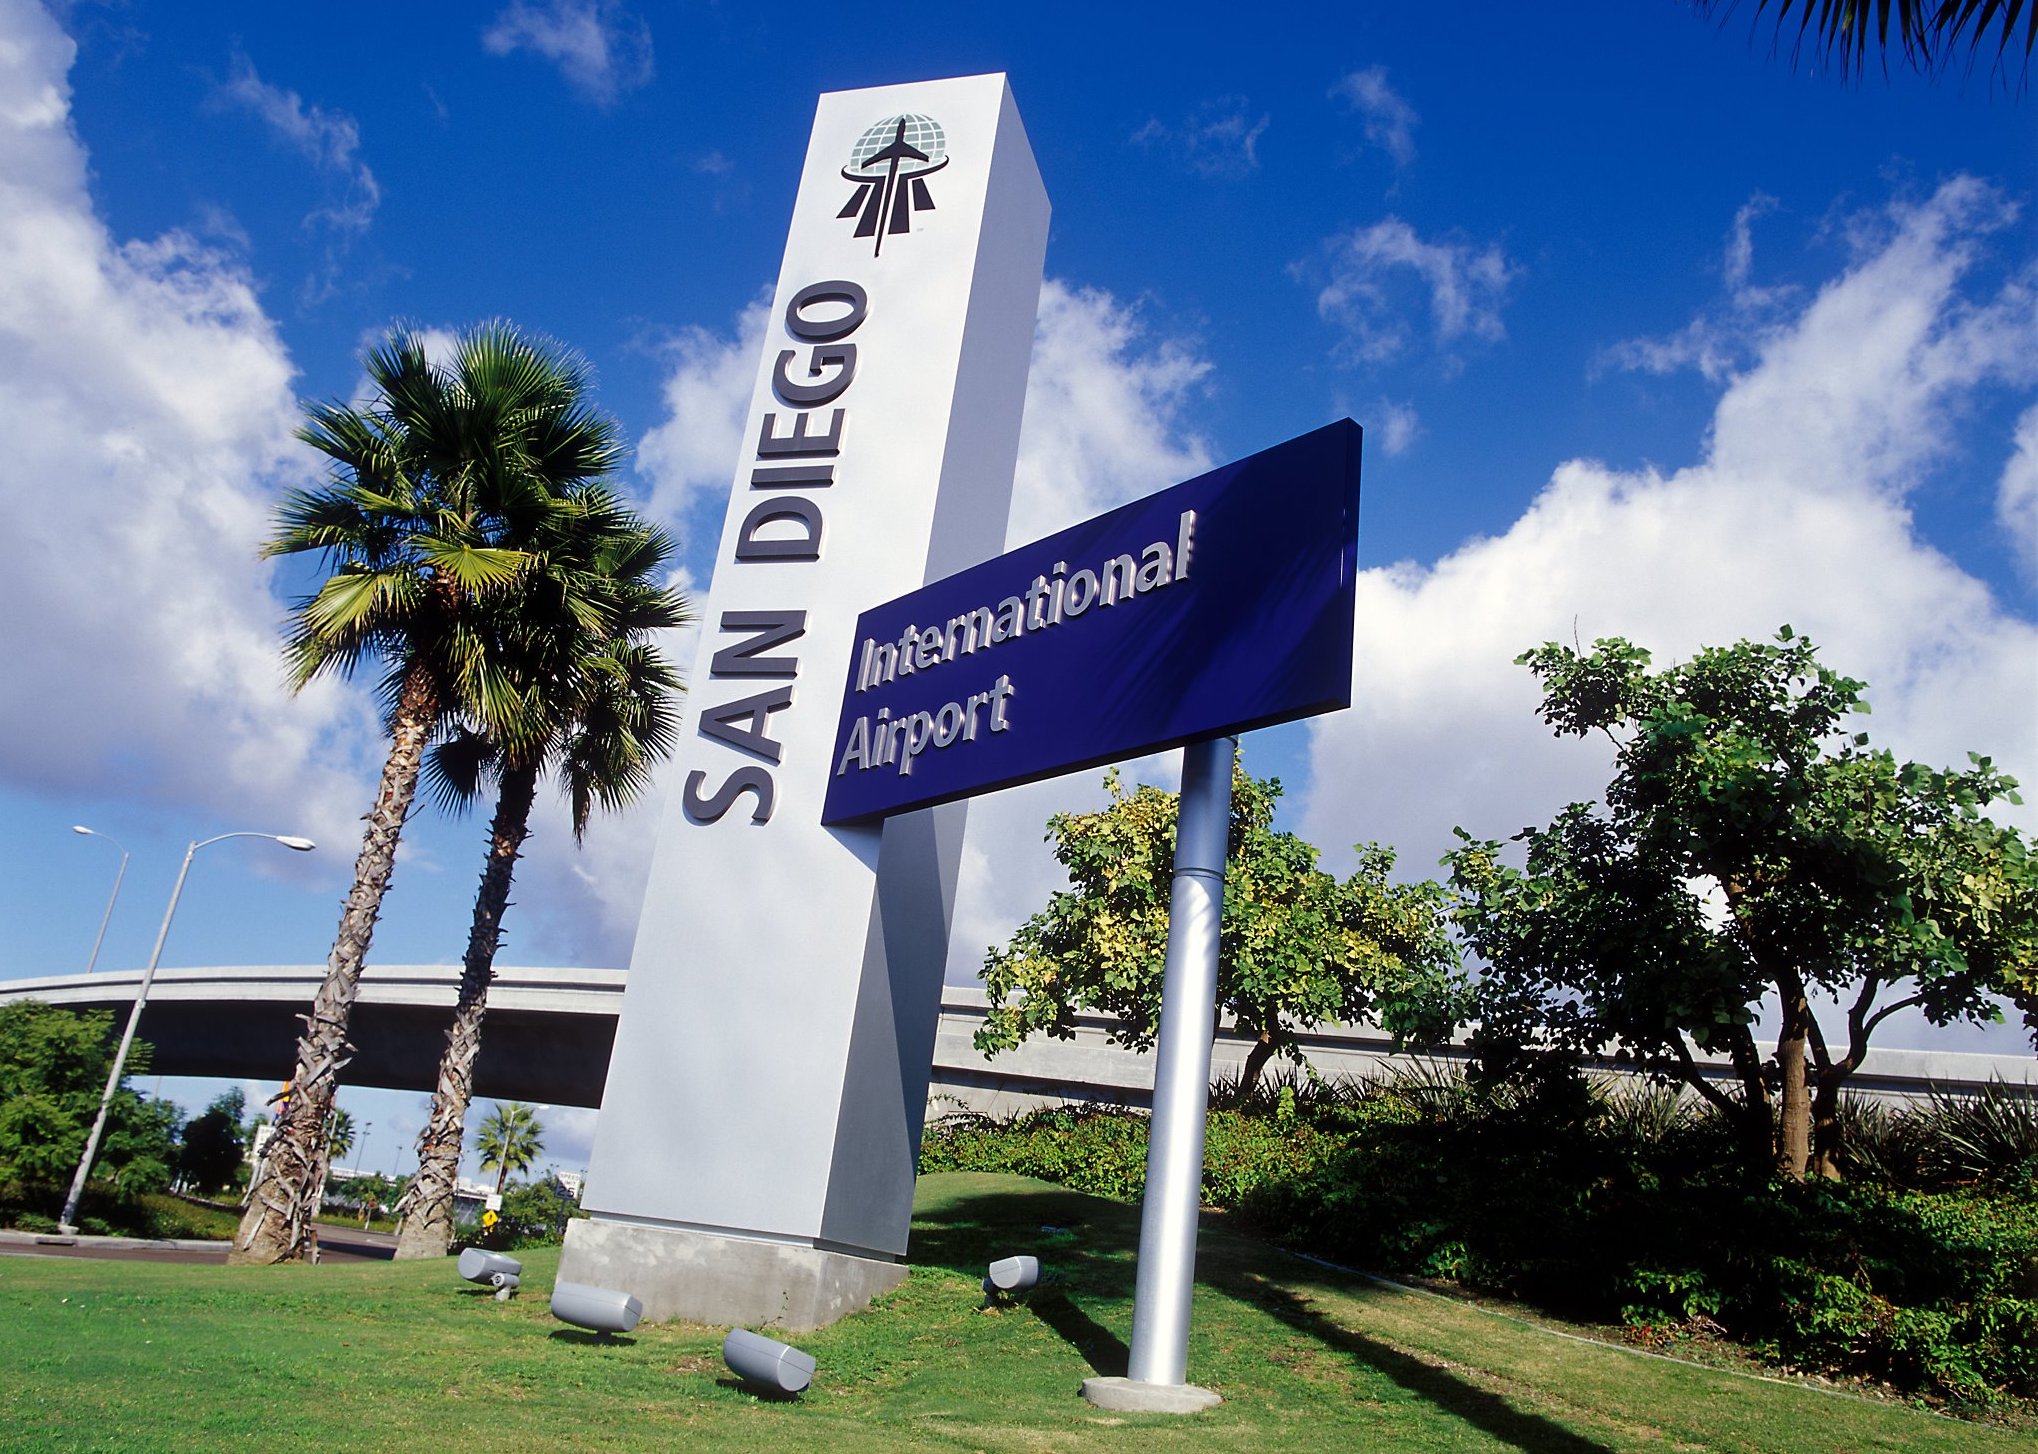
[[466, 1177, 587, 1251], [1919, 1080, 2038, 1192], [1595, 1079, 1698, 1147], [920, 1104, 1152, 1200], [921, 1063, 2038, 1406], [1835, 1095, 1932, 1187]]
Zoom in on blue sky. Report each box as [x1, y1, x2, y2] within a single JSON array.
[[0, 0, 2031, 1178]]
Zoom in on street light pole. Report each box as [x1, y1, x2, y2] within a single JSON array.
[[58, 830, 315, 1234], [358, 1123, 376, 1229], [72, 826, 130, 975]]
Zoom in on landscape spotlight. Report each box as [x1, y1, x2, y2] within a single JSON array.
[[457, 1248, 523, 1300], [722, 1327, 816, 1395], [983, 1254, 1041, 1301], [550, 1280, 642, 1336]]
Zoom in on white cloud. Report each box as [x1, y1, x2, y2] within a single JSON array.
[[483, 1, 653, 106], [216, 53, 381, 237], [634, 294, 770, 529], [0, 1, 372, 868], [1370, 398, 1420, 456], [946, 282, 1218, 979], [1298, 177, 2038, 1054], [1004, 280, 1216, 546], [637, 279, 1214, 566], [1722, 194, 1775, 296], [548, 275, 1218, 967], [522, 1101, 598, 1178], [1308, 217, 1515, 364], [1132, 97, 1269, 180], [1999, 404, 2038, 583], [1331, 66, 1417, 168], [1597, 195, 1799, 383]]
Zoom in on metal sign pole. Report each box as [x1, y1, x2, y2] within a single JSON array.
[[1088, 733, 1234, 1410]]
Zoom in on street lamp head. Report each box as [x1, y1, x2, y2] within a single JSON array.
[[72, 824, 92, 835], [275, 836, 316, 852]]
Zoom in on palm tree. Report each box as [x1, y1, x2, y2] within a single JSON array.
[[232, 324, 624, 1265], [317, 1105, 356, 1218], [326, 1107, 357, 1165], [476, 1102, 545, 1197], [1693, 1, 2034, 82], [392, 510, 686, 1260]]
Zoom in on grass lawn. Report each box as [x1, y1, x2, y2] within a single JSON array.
[[0, 1172, 2021, 1453]]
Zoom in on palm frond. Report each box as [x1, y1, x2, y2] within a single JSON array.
[[1696, 0, 2033, 79], [414, 539, 534, 594], [424, 725, 501, 815], [298, 567, 426, 648]]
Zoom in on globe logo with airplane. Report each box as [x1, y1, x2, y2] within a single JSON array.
[[839, 114, 949, 255]]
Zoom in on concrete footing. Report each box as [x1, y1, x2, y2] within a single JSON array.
[[1079, 1376, 1223, 1413], [556, 1218, 907, 1332]]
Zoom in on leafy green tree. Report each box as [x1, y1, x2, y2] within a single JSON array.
[[475, 1102, 545, 1198], [97, 1097, 179, 1195], [1446, 629, 2038, 1181], [394, 509, 686, 1260], [235, 323, 626, 1265], [978, 759, 1466, 1088], [481, 1175, 584, 1250], [1692, 0, 2035, 82], [0, 1002, 175, 1203], [318, 1168, 398, 1228], [178, 1088, 253, 1195]]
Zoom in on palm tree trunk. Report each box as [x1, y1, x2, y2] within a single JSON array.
[[393, 760, 539, 1260], [231, 663, 437, 1265]]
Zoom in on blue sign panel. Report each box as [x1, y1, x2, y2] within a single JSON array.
[[820, 419, 1360, 825]]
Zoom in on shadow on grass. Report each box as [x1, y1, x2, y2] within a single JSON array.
[[714, 1377, 802, 1403], [915, 1177, 1615, 1454], [912, 1179, 1134, 1375], [1024, 1288, 1130, 1375], [547, 1328, 638, 1347], [1207, 1264, 1618, 1454]]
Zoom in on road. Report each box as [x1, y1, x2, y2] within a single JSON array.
[[0, 1225, 398, 1265]]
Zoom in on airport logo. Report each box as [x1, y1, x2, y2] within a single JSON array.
[[839, 114, 948, 255]]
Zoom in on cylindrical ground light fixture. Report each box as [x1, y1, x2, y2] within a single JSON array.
[[551, 1281, 643, 1335], [722, 1327, 816, 1394], [983, 1255, 1040, 1295], [457, 1248, 523, 1284]]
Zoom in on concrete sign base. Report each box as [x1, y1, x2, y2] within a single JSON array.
[[560, 1218, 908, 1332], [1079, 1377, 1223, 1413]]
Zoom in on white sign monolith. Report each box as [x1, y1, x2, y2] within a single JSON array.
[[557, 74, 1048, 1328]]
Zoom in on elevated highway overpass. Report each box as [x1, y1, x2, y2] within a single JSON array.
[[0, 966, 622, 1107], [0, 967, 2027, 1112]]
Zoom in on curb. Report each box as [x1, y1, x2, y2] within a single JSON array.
[[0, 1230, 231, 1253]]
